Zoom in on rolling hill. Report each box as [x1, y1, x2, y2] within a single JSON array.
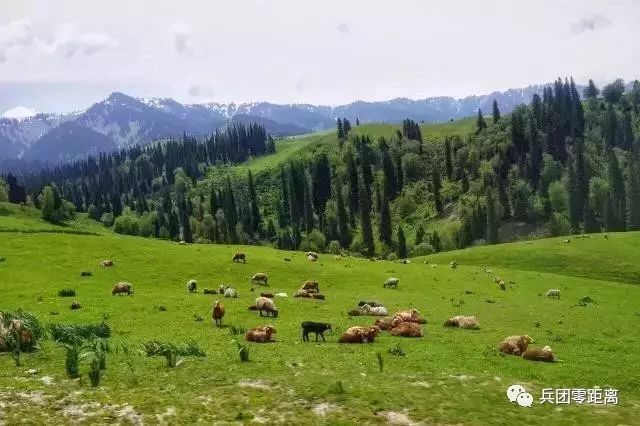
[[1, 204, 639, 424]]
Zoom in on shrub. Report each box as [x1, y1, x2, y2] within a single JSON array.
[[327, 240, 342, 255], [100, 213, 114, 227], [411, 242, 435, 257], [299, 229, 327, 253], [88, 356, 103, 387], [62, 342, 82, 378], [550, 213, 571, 237], [229, 326, 246, 336], [49, 322, 111, 344], [0, 310, 45, 352], [142, 340, 206, 357], [234, 340, 250, 362], [388, 343, 406, 357], [58, 289, 76, 297], [376, 352, 384, 372]]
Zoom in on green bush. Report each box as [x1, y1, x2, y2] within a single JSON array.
[[49, 322, 111, 344], [58, 289, 76, 297], [550, 213, 571, 237], [412, 242, 435, 257], [327, 240, 342, 255]]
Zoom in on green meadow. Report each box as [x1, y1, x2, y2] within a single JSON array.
[[1, 204, 639, 424]]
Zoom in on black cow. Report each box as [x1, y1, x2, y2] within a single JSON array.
[[301, 321, 332, 342]]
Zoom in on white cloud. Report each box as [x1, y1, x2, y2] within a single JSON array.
[[336, 21, 350, 36], [169, 23, 194, 55], [187, 84, 215, 98], [2, 105, 39, 119], [41, 23, 118, 57], [571, 15, 612, 33], [0, 18, 33, 61]]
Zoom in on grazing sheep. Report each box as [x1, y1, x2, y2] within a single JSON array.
[[260, 292, 275, 299], [306, 251, 319, 259], [101, 260, 114, 267], [301, 280, 320, 293], [430, 264, 437, 268], [284, 257, 291, 262], [218, 284, 228, 294], [443, 315, 480, 329], [294, 289, 313, 298], [360, 304, 389, 316], [70, 301, 81, 310], [112, 282, 132, 296], [383, 277, 399, 289], [498, 335, 534, 355], [308, 254, 317, 262], [301, 321, 332, 342], [358, 301, 385, 308], [186, 279, 198, 293], [493, 276, 502, 284], [80, 271, 92, 277], [546, 289, 561, 299], [251, 273, 268, 285], [390, 322, 423, 337], [224, 287, 239, 298], [203, 288, 217, 295], [393, 309, 426, 324], [334, 255, 342, 260], [179, 240, 187, 245], [522, 345, 555, 362], [232, 252, 246, 263], [348, 307, 366, 316], [275, 292, 288, 298], [499, 281, 506, 291], [562, 239, 570, 243], [255, 297, 278, 317], [311, 293, 326, 300], [245, 325, 277, 343], [212, 301, 225, 326], [449, 260, 458, 269]]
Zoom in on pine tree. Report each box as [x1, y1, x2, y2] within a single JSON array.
[[303, 173, 314, 233], [444, 138, 453, 181], [358, 178, 375, 256], [396, 225, 407, 259], [476, 109, 487, 133], [608, 150, 626, 231], [604, 104, 618, 149], [430, 229, 441, 252], [345, 149, 359, 222], [492, 99, 501, 123], [584, 79, 599, 99], [356, 117, 360, 126], [247, 170, 261, 234], [486, 191, 498, 244], [168, 208, 180, 240], [336, 118, 345, 139], [334, 176, 350, 248], [343, 118, 352, 136], [279, 165, 290, 227], [379, 138, 396, 199], [432, 167, 443, 214], [626, 152, 640, 230], [415, 225, 425, 245], [378, 194, 392, 247]]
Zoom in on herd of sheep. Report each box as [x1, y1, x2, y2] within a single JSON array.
[[97, 250, 559, 362]]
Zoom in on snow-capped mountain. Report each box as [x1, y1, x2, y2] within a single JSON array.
[[0, 83, 566, 163]]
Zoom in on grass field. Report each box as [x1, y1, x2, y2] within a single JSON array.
[[1, 205, 640, 424]]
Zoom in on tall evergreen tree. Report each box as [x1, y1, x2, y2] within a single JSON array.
[[334, 176, 350, 248], [247, 170, 261, 234], [476, 109, 487, 133], [607, 150, 626, 231], [379, 138, 396, 199], [486, 191, 498, 244], [584, 79, 599, 99], [396, 225, 407, 259], [345, 149, 359, 223], [358, 178, 375, 256], [378, 194, 392, 247], [444, 138, 453, 181], [432, 167, 443, 214], [336, 118, 345, 139], [303, 173, 314, 233], [626, 152, 640, 230], [492, 99, 501, 123], [415, 225, 425, 245]]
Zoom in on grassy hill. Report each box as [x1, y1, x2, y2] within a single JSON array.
[[1, 207, 639, 424]]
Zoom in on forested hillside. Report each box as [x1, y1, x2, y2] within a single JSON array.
[[2, 78, 639, 258]]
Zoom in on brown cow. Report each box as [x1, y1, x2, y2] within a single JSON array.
[[112, 282, 132, 296], [232, 252, 246, 263]]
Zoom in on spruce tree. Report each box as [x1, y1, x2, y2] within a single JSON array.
[[345, 149, 359, 222], [430, 229, 441, 252], [247, 170, 261, 234], [432, 167, 443, 214], [334, 176, 350, 248], [279, 165, 290, 227], [337, 118, 345, 139], [476, 109, 487, 133], [492, 99, 501, 123], [584, 79, 599, 99], [396, 225, 407, 259], [358, 178, 375, 256], [378, 194, 392, 247], [607, 150, 626, 231], [303, 173, 314, 233], [486, 191, 498, 244], [379, 138, 396, 199], [444, 138, 453, 181], [415, 225, 425, 245], [626, 152, 640, 230]]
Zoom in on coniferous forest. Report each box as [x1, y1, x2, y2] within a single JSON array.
[[3, 77, 640, 258]]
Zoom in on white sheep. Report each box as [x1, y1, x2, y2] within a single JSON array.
[[546, 289, 560, 299], [361, 304, 388, 316], [275, 292, 288, 298], [224, 287, 239, 298]]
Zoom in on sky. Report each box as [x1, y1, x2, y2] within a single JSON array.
[[0, 0, 639, 116]]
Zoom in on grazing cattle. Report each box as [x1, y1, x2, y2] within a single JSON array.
[[232, 252, 246, 263], [101, 260, 114, 267], [255, 297, 278, 317], [294, 289, 313, 298], [301, 280, 320, 293], [224, 287, 239, 298], [212, 301, 225, 326], [498, 335, 534, 355], [245, 325, 276, 343], [546, 289, 561, 299], [338, 326, 380, 343], [112, 282, 132, 296], [186, 279, 198, 293], [522, 346, 555, 362], [251, 273, 268, 285], [301, 321, 332, 342], [80, 271, 92, 277], [358, 301, 385, 308], [383, 277, 399, 289], [443, 315, 480, 330], [260, 292, 275, 299], [390, 322, 423, 337], [203, 288, 217, 295], [392, 309, 426, 324]]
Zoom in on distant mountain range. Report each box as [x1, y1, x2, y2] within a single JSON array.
[[0, 84, 571, 163]]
